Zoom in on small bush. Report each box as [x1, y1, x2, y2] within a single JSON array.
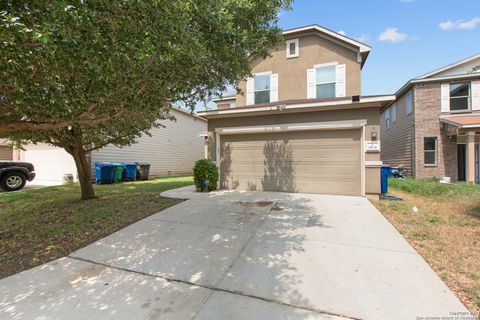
[[193, 159, 219, 192]]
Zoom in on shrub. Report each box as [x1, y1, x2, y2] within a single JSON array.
[[193, 159, 219, 192]]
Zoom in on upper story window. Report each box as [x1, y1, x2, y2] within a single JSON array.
[[307, 63, 345, 99], [391, 103, 397, 123], [316, 65, 336, 98], [254, 74, 271, 104], [385, 108, 390, 129], [406, 91, 413, 114], [450, 82, 470, 111], [286, 39, 299, 58], [246, 72, 278, 105]]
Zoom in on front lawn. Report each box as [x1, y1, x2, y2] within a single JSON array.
[[0, 176, 193, 279], [373, 178, 480, 314]]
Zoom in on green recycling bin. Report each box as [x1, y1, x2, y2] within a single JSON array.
[[112, 163, 125, 183]]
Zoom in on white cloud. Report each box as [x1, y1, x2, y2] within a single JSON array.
[[378, 27, 413, 43], [439, 17, 480, 30], [356, 34, 370, 44], [337, 30, 347, 36]]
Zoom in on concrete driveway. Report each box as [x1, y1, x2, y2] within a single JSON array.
[[0, 187, 469, 320]]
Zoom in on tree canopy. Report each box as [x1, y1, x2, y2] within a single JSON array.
[[0, 0, 291, 199]]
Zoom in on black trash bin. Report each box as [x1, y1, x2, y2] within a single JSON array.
[[136, 163, 151, 180]]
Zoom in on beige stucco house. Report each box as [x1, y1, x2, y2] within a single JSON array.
[[199, 25, 394, 198], [381, 54, 480, 183]]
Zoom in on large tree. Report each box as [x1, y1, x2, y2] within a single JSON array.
[[0, 0, 291, 199]]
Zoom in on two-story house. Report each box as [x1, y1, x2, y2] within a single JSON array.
[[381, 54, 480, 183], [199, 25, 394, 198]]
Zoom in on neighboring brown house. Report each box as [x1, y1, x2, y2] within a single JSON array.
[[0, 140, 17, 161], [0, 146, 13, 160], [381, 54, 480, 183], [199, 25, 394, 198]]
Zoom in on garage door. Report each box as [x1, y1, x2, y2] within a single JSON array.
[[220, 129, 362, 195], [0, 146, 13, 160], [23, 145, 78, 182]]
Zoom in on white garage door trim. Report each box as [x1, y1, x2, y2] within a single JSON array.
[[215, 119, 367, 196]]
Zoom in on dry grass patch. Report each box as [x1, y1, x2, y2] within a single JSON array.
[[373, 178, 480, 314]]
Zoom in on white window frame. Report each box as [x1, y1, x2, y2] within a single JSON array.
[[253, 71, 272, 105], [286, 38, 299, 58], [391, 103, 397, 123], [315, 62, 338, 99], [406, 90, 413, 114], [385, 108, 390, 130], [424, 137, 438, 165], [449, 82, 471, 112]]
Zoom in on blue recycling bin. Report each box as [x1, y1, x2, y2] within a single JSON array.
[[122, 162, 137, 181], [95, 162, 114, 184], [380, 165, 393, 194]]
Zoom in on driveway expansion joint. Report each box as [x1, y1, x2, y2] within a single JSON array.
[[68, 255, 359, 320], [150, 216, 249, 233]]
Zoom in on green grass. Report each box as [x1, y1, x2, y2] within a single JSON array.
[[389, 177, 480, 199], [0, 176, 193, 279]]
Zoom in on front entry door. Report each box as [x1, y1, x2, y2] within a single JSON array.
[[458, 144, 466, 182]]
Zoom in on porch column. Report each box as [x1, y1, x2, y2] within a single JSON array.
[[466, 131, 476, 183]]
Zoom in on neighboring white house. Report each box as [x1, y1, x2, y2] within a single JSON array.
[[90, 108, 207, 178], [5, 108, 207, 184]]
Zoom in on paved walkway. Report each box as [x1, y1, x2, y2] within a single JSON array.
[[0, 186, 469, 319]]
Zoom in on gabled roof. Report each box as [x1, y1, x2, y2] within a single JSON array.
[[415, 53, 480, 80], [381, 53, 480, 112], [171, 106, 207, 122], [282, 24, 371, 67], [283, 24, 371, 53]]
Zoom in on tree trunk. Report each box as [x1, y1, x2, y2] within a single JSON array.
[[70, 139, 96, 200]]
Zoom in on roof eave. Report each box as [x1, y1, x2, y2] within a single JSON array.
[[170, 106, 208, 122], [439, 116, 480, 129], [213, 96, 236, 103], [199, 96, 395, 119]]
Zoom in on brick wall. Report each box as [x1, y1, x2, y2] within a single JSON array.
[[413, 82, 460, 180]]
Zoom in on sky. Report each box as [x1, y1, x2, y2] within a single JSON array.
[[194, 0, 480, 111], [278, 0, 480, 95]]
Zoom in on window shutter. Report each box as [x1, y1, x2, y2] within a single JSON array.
[[246, 77, 254, 105], [270, 73, 278, 102], [472, 81, 480, 110], [307, 68, 316, 98], [440, 83, 450, 112], [335, 64, 346, 97]]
